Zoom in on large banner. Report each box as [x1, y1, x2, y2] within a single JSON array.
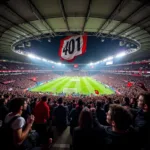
[[59, 34, 87, 62]]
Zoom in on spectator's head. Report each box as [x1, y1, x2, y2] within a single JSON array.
[[0, 99, 5, 106], [107, 104, 132, 131], [34, 98, 38, 102], [54, 100, 56, 104], [138, 93, 150, 112], [26, 98, 30, 104], [0, 98, 8, 105], [88, 104, 91, 109], [48, 98, 51, 103], [4, 94, 9, 100], [78, 99, 83, 107], [106, 97, 111, 103], [58, 97, 63, 104], [123, 97, 130, 106], [3, 94, 10, 103], [79, 107, 93, 129], [97, 101, 102, 109], [114, 100, 120, 104], [41, 96, 48, 102], [9, 98, 27, 113]]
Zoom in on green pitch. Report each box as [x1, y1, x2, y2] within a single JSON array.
[[30, 76, 114, 95]]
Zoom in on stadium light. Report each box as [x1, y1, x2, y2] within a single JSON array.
[[57, 62, 62, 65], [27, 53, 43, 60], [106, 61, 113, 65], [27, 53, 65, 65], [35, 56, 42, 60], [48, 38, 51, 42], [42, 58, 47, 62], [101, 38, 105, 42], [119, 40, 126, 46], [107, 56, 113, 60], [95, 61, 100, 65], [103, 58, 107, 62], [116, 52, 126, 58], [47, 60, 51, 63], [27, 54, 36, 59]]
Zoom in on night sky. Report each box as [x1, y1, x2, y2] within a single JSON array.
[[25, 36, 136, 64]]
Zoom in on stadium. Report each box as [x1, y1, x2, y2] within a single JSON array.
[[0, 0, 150, 150]]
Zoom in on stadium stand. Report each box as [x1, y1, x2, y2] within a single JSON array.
[[0, 61, 50, 70], [0, 61, 150, 150]]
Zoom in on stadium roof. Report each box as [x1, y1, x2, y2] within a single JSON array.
[[0, 0, 150, 62]]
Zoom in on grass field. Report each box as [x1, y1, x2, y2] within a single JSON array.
[[30, 76, 114, 95]]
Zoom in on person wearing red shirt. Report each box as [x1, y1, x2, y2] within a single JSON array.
[[33, 96, 50, 146]]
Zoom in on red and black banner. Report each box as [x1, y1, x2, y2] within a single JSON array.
[[59, 34, 87, 62]]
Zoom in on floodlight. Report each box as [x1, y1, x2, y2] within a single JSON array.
[[27, 54, 36, 59], [57, 62, 62, 65], [103, 58, 107, 62], [36, 57, 41, 60], [42, 58, 47, 62], [101, 38, 105, 42], [119, 40, 126, 46], [95, 61, 100, 64], [116, 52, 126, 58], [107, 56, 113, 60], [48, 38, 51, 42], [106, 61, 113, 65]]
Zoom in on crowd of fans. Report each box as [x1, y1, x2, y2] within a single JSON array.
[[0, 73, 59, 92], [0, 92, 150, 150], [94, 74, 150, 97]]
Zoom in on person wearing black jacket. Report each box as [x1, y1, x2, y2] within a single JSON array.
[[133, 93, 150, 150], [69, 99, 83, 136], [94, 104, 139, 150], [73, 107, 103, 150], [122, 97, 130, 107], [96, 101, 106, 125], [53, 98, 68, 133], [0, 98, 9, 123], [103, 98, 112, 113]]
